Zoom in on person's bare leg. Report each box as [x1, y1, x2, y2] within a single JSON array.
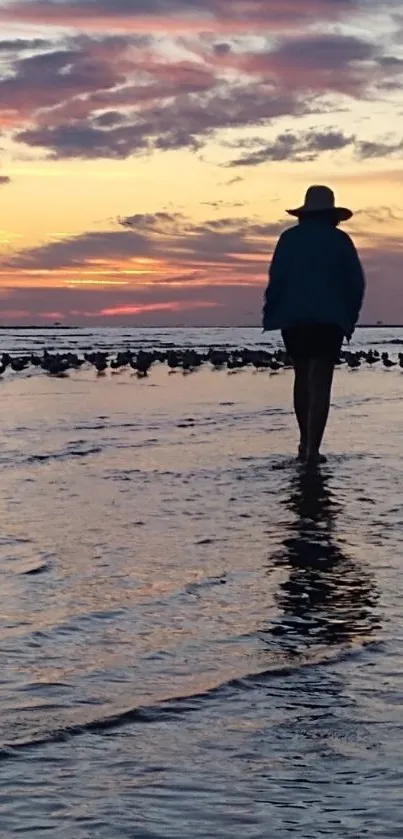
[[293, 360, 310, 459], [306, 358, 335, 463]]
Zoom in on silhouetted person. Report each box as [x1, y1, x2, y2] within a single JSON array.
[[263, 185, 366, 465]]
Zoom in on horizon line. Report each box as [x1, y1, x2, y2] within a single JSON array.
[[0, 323, 399, 331]]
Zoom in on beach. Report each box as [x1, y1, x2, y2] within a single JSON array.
[[1, 327, 403, 837]]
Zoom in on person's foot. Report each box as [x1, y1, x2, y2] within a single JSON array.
[[297, 442, 307, 461], [305, 452, 327, 466]]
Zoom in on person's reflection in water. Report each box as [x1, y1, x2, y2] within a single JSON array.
[[271, 467, 380, 652]]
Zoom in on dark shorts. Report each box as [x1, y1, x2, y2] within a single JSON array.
[[281, 323, 344, 362]]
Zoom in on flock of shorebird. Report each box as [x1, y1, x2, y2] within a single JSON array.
[[0, 346, 402, 378]]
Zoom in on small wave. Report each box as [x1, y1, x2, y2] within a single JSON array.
[[0, 536, 32, 547], [195, 538, 220, 546], [28, 446, 102, 463], [185, 574, 227, 595], [19, 562, 50, 576], [0, 640, 379, 758]]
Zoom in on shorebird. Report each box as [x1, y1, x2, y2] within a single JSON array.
[[382, 352, 396, 369], [346, 352, 361, 370], [94, 355, 108, 374], [208, 349, 228, 369], [365, 351, 379, 366], [166, 350, 180, 373], [131, 350, 154, 377], [10, 356, 30, 372]]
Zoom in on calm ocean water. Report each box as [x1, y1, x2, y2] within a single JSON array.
[[0, 323, 402, 356], [1, 326, 403, 837]]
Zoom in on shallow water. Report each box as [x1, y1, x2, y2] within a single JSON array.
[[0, 323, 402, 356], [1, 328, 403, 837]]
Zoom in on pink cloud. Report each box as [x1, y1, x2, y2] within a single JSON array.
[[1, 26, 399, 161], [94, 300, 219, 317], [207, 32, 398, 98], [0, 0, 362, 33], [0, 283, 252, 326]]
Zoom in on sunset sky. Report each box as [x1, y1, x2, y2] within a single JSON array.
[[0, 0, 402, 325]]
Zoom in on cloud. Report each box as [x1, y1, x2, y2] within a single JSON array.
[[210, 32, 403, 99], [201, 200, 245, 209], [0, 0, 365, 33], [222, 126, 403, 170], [356, 139, 403, 158], [0, 37, 130, 124], [7, 228, 153, 269], [14, 85, 305, 158], [93, 300, 218, 317], [1, 207, 403, 325], [0, 31, 304, 154], [5, 28, 401, 159], [0, 37, 51, 51], [0, 282, 262, 326], [1, 238, 403, 326], [226, 129, 354, 167], [0, 21, 399, 158], [2, 213, 288, 327], [6, 212, 287, 273], [354, 205, 403, 224]]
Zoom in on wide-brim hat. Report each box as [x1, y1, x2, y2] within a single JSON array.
[[287, 185, 353, 222]]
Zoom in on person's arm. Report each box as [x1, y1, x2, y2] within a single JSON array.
[[262, 234, 287, 330], [340, 233, 366, 338]]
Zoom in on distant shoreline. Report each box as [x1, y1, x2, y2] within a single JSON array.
[[0, 324, 400, 331]]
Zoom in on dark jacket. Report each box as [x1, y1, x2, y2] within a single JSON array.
[[262, 218, 366, 338]]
